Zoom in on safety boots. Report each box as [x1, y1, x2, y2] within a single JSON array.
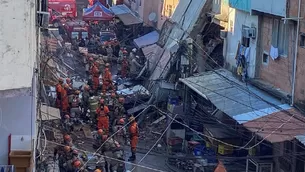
[[128, 153, 136, 161]]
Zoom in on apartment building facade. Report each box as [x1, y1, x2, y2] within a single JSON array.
[[123, 0, 179, 29]]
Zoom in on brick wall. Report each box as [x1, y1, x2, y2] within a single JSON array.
[[290, 0, 305, 101], [258, 15, 294, 95]]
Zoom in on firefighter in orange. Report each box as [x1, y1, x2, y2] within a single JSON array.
[[96, 99, 110, 134], [102, 63, 113, 93], [128, 116, 139, 161], [61, 84, 70, 115], [91, 62, 100, 92], [56, 78, 64, 109]]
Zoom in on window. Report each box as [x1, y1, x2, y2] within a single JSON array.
[[300, 33, 305, 48], [271, 19, 289, 56], [262, 52, 269, 64]]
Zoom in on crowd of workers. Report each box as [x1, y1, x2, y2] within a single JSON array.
[[54, 45, 143, 171]]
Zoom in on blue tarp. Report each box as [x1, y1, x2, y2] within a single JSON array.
[[133, 31, 159, 48]]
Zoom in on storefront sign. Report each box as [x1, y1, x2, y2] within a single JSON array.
[[94, 11, 103, 17]]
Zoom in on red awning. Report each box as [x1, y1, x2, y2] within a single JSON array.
[[243, 108, 305, 143], [83, 2, 114, 21]]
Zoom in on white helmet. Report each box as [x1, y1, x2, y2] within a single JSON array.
[[132, 48, 137, 52]]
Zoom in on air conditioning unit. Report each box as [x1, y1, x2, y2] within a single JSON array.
[[37, 11, 50, 29], [242, 27, 256, 39], [220, 30, 227, 39]]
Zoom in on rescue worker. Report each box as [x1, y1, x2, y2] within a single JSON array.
[[66, 159, 87, 172], [129, 55, 143, 78], [69, 90, 81, 119], [88, 91, 99, 124], [66, 78, 74, 96], [101, 135, 123, 172], [120, 56, 128, 78], [93, 129, 105, 148], [91, 62, 100, 93], [61, 84, 70, 115], [82, 85, 90, 119], [63, 114, 73, 133], [114, 97, 125, 120], [118, 47, 124, 59], [112, 118, 127, 147], [128, 116, 139, 161], [106, 44, 113, 63], [56, 78, 64, 109], [102, 63, 113, 93], [108, 92, 118, 128], [66, 78, 72, 88], [96, 99, 110, 134], [54, 145, 73, 172]]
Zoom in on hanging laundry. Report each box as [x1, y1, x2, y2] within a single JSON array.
[[270, 45, 279, 60]]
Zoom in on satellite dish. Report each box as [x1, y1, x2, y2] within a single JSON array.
[[148, 12, 157, 22]]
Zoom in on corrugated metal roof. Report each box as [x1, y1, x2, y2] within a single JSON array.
[[295, 134, 305, 146], [133, 31, 159, 48], [116, 13, 142, 25], [110, 4, 131, 15], [179, 69, 287, 118], [243, 108, 305, 143], [142, 44, 164, 72]]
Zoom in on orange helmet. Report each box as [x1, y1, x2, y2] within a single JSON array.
[[73, 160, 81, 168], [94, 169, 102, 172], [102, 135, 108, 141], [64, 134, 71, 141], [64, 146, 71, 152], [118, 97, 125, 103], [64, 114, 70, 119], [97, 129, 104, 135], [118, 118, 125, 125], [84, 85, 89, 91], [111, 92, 116, 98], [58, 78, 64, 82], [100, 99, 105, 104], [66, 78, 71, 83]]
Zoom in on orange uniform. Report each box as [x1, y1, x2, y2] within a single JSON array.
[[56, 83, 63, 108], [91, 64, 100, 91], [61, 86, 70, 113], [96, 106, 110, 133], [102, 68, 113, 92], [129, 121, 139, 153]]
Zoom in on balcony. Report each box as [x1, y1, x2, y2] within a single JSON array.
[[251, 0, 286, 17]]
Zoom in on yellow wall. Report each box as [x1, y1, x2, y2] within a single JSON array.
[[158, 0, 179, 29]]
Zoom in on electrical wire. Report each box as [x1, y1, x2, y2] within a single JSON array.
[[41, 138, 167, 172], [41, 1, 305, 167], [130, 114, 178, 172]]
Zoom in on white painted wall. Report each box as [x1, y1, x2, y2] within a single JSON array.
[[0, 95, 36, 165], [225, 8, 258, 78]]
